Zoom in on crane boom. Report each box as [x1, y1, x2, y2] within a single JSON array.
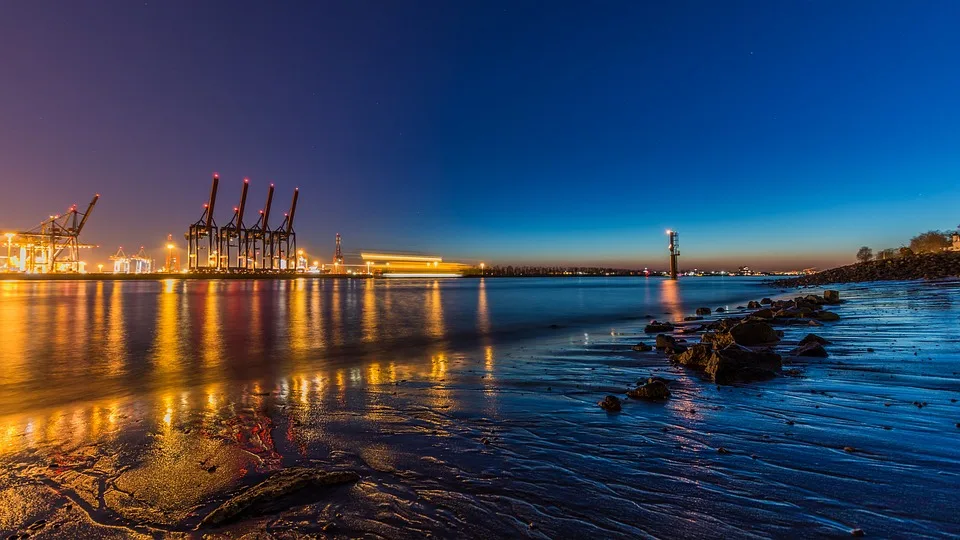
[[205, 174, 219, 229], [262, 183, 275, 229], [75, 194, 99, 235], [286, 188, 299, 235], [237, 178, 249, 227]]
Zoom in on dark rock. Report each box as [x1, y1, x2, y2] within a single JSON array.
[[823, 290, 840, 303], [705, 344, 782, 384], [627, 380, 671, 400], [695, 307, 712, 315], [708, 318, 742, 332], [851, 529, 865, 537], [799, 333, 831, 346], [683, 316, 703, 321], [598, 395, 622, 412], [750, 308, 775, 319], [672, 343, 713, 368], [655, 334, 676, 349], [717, 447, 730, 454], [644, 321, 675, 333], [701, 331, 734, 349], [804, 294, 824, 305], [200, 468, 360, 527], [729, 321, 780, 346], [760, 298, 773, 305], [716, 307, 726, 313], [813, 310, 840, 321], [632, 342, 653, 352], [666, 342, 688, 355], [789, 342, 828, 357], [747, 300, 762, 309]]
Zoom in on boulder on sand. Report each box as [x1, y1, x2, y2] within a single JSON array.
[[672, 343, 713, 368], [813, 310, 840, 321], [823, 290, 840, 304], [695, 307, 712, 316], [749, 308, 775, 319], [789, 342, 828, 357], [599, 395, 622, 412], [729, 321, 780, 346], [747, 300, 762, 309], [632, 342, 653, 352], [799, 333, 831, 346], [627, 380, 671, 400], [644, 321, 675, 333], [705, 344, 782, 384], [760, 298, 773, 305], [655, 334, 676, 349], [700, 331, 734, 349]]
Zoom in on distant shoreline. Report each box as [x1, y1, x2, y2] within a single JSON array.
[[0, 273, 370, 281], [0, 273, 786, 282], [774, 251, 960, 287]]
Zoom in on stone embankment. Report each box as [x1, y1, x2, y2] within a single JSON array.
[[775, 251, 960, 287]]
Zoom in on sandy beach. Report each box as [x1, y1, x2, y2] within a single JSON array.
[[0, 278, 958, 538]]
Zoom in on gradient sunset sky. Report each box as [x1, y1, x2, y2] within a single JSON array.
[[1, 1, 958, 270]]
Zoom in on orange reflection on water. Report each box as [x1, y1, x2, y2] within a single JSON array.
[[106, 282, 127, 376], [289, 280, 309, 369], [362, 279, 378, 342], [0, 282, 27, 389], [660, 278, 684, 322], [426, 280, 445, 339], [202, 281, 222, 369], [152, 279, 182, 383], [331, 280, 343, 347]]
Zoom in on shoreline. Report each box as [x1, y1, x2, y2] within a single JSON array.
[[774, 251, 960, 287]]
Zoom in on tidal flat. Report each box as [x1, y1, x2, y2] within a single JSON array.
[[0, 278, 957, 538]]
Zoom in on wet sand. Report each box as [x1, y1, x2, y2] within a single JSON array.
[[1, 280, 959, 538]]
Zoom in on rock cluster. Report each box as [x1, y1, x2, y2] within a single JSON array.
[[611, 291, 842, 410], [627, 379, 671, 400], [775, 251, 960, 287]]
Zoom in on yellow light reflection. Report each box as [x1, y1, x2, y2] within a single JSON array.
[[477, 279, 490, 334], [362, 279, 378, 342], [661, 278, 683, 323], [425, 280, 445, 339], [106, 281, 127, 375], [202, 281, 222, 369]]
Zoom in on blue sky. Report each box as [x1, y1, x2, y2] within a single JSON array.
[[0, 1, 958, 270]]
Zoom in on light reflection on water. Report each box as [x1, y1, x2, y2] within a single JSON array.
[[0, 276, 765, 454]]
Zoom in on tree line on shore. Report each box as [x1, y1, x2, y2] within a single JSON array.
[[856, 230, 957, 262]]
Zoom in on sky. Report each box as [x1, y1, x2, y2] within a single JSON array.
[[1, 1, 958, 271]]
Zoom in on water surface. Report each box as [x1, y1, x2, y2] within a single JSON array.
[[0, 277, 957, 538]]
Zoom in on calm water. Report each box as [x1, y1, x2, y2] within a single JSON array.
[[0, 276, 764, 416]]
